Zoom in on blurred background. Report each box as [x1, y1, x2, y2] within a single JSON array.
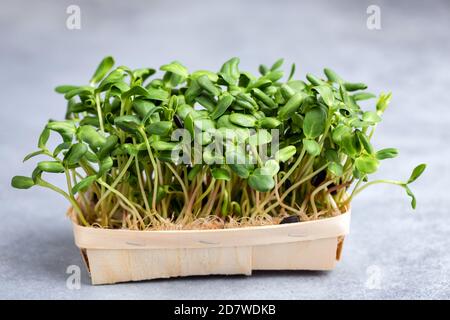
[[1, 0, 449, 299]]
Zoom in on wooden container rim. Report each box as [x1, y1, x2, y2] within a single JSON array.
[[69, 207, 351, 250]]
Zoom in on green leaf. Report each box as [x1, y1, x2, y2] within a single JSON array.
[[97, 135, 118, 160], [352, 92, 376, 101], [146, 88, 169, 101], [226, 149, 253, 178], [203, 148, 224, 164], [133, 99, 156, 119], [263, 159, 280, 176], [339, 84, 359, 111], [216, 115, 240, 129], [229, 113, 257, 128], [38, 128, 50, 149], [362, 111, 382, 124], [235, 92, 257, 109], [252, 88, 277, 109], [97, 157, 113, 177], [197, 75, 220, 96], [64, 143, 88, 166], [53, 142, 71, 157], [270, 58, 284, 71], [210, 93, 234, 120], [132, 68, 156, 82], [280, 83, 295, 100], [257, 117, 281, 129], [278, 93, 306, 120], [229, 164, 251, 178], [265, 70, 283, 82], [72, 175, 97, 194], [146, 121, 172, 136], [211, 167, 231, 181], [64, 86, 94, 100], [187, 164, 203, 181], [195, 95, 216, 112], [247, 130, 272, 146], [287, 80, 306, 92], [376, 148, 399, 160], [31, 167, 42, 182], [77, 125, 106, 149], [95, 69, 127, 93], [23, 150, 46, 162], [160, 61, 189, 78], [341, 133, 361, 157], [343, 82, 367, 91], [37, 161, 65, 173], [248, 78, 272, 90], [90, 56, 115, 85], [151, 141, 180, 151], [355, 155, 379, 174], [275, 146, 296, 162], [259, 64, 269, 75], [238, 72, 254, 88], [219, 57, 240, 85], [184, 79, 203, 104], [288, 63, 296, 81], [114, 115, 141, 133], [303, 139, 321, 156], [121, 144, 139, 156], [79, 116, 100, 127], [325, 149, 340, 163], [121, 86, 150, 100], [55, 85, 79, 94], [306, 73, 326, 86], [356, 130, 374, 154], [46, 120, 76, 142], [313, 85, 335, 107], [193, 118, 216, 132], [328, 162, 343, 177], [323, 68, 343, 83], [142, 107, 163, 125], [248, 168, 275, 192], [11, 176, 35, 189], [176, 104, 194, 120], [407, 164, 426, 184], [376, 92, 392, 114], [191, 70, 219, 82], [303, 108, 327, 139], [184, 113, 195, 138], [85, 150, 98, 163]]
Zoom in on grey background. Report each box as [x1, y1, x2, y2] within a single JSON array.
[[1, 0, 449, 299]]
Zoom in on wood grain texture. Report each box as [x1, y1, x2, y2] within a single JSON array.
[[71, 210, 351, 249], [70, 209, 351, 284], [86, 238, 341, 284]]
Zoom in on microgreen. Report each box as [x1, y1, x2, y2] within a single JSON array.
[[11, 57, 426, 229]]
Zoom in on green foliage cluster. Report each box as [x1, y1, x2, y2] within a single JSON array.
[[12, 57, 425, 229]]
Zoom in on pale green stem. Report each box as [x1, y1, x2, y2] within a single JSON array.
[[135, 155, 151, 213], [97, 179, 144, 228], [165, 163, 190, 215], [37, 178, 88, 226], [94, 155, 135, 211], [95, 94, 105, 133], [194, 179, 216, 207], [310, 181, 333, 217], [261, 163, 329, 216], [351, 179, 404, 200], [139, 128, 158, 211]]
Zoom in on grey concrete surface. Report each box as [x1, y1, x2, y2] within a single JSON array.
[[1, 0, 449, 299]]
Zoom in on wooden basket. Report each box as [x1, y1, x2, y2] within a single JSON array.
[[69, 209, 351, 285]]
